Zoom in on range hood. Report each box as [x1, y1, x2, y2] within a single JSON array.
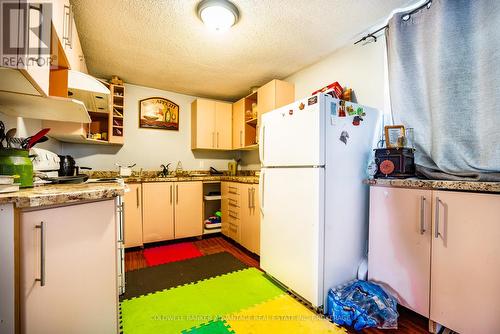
[[0, 68, 91, 123], [67, 70, 110, 114]]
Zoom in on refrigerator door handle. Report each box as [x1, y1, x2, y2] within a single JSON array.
[[259, 125, 265, 163], [259, 172, 265, 216]]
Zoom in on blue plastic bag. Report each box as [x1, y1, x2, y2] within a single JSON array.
[[326, 280, 399, 330]]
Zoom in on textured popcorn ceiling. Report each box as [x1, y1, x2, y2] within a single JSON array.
[[71, 0, 408, 101]]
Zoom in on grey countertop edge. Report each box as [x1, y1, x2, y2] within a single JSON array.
[[0, 184, 126, 209], [364, 178, 500, 194]]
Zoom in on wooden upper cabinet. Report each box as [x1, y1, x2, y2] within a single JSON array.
[[368, 187, 432, 317], [123, 183, 143, 248], [174, 181, 203, 238], [19, 1, 52, 96], [215, 102, 232, 149], [50, 0, 87, 72], [68, 20, 87, 73], [191, 98, 232, 150], [50, 0, 69, 45], [257, 79, 295, 116], [142, 182, 175, 243], [191, 98, 215, 149], [430, 191, 500, 334], [232, 98, 245, 149]]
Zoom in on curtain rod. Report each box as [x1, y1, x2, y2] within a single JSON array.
[[353, 0, 432, 45]]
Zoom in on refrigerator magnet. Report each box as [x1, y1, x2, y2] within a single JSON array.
[[299, 102, 305, 110], [352, 116, 363, 126], [340, 130, 349, 145], [356, 107, 365, 116], [308, 96, 318, 106], [346, 104, 356, 116], [338, 106, 346, 117], [330, 102, 337, 125]]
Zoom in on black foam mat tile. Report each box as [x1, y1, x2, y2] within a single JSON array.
[[120, 251, 248, 301]]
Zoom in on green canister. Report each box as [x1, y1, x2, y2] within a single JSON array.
[[0, 149, 34, 187]]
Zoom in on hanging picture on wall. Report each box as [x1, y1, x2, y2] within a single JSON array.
[[139, 97, 179, 130]]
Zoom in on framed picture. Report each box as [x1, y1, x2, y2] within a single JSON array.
[[384, 125, 405, 148], [139, 97, 179, 130]]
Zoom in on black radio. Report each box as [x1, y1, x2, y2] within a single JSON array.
[[374, 148, 415, 178]]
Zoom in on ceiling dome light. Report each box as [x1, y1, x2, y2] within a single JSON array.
[[197, 0, 239, 31]]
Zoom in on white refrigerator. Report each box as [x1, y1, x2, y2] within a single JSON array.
[[259, 93, 380, 311]]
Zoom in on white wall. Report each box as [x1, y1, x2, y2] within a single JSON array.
[[62, 83, 242, 171], [285, 37, 387, 112], [241, 40, 388, 171], [1, 40, 386, 173], [0, 114, 62, 153]]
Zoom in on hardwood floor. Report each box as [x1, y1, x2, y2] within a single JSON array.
[[124, 235, 428, 333], [358, 306, 429, 334], [124, 235, 259, 272]]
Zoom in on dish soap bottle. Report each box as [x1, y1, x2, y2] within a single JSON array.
[[175, 161, 183, 176]]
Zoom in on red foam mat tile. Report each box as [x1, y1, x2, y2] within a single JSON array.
[[143, 242, 203, 266]]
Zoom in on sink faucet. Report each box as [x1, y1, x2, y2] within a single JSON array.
[[160, 163, 171, 177]]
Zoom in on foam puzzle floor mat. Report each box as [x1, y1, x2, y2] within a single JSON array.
[[121, 252, 248, 301], [143, 242, 203, 266], [120, 252, 345, 333]]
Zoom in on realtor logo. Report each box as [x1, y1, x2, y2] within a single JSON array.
[[1, 1, 52, 68]]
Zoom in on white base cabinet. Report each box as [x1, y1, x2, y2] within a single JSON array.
[[430, 191, 500, 334], [20, 200, 118, 334], [368, 187, 431, 317], [369, 187, 500, 334]]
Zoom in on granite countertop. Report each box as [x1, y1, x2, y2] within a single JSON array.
[[86, 170, 260, 185], [124, 175, 259, 184], [0, 182, 126, 208], [365, 178, 500, 193]]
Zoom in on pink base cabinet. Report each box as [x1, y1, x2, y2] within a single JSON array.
[[369, 187, 500, 334], [20, 200, 118, 334]]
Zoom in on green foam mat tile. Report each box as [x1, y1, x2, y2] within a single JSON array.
[[120, 268, 284, 334], [182, 319, 234, 334], [121, 252, 248, 301]]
